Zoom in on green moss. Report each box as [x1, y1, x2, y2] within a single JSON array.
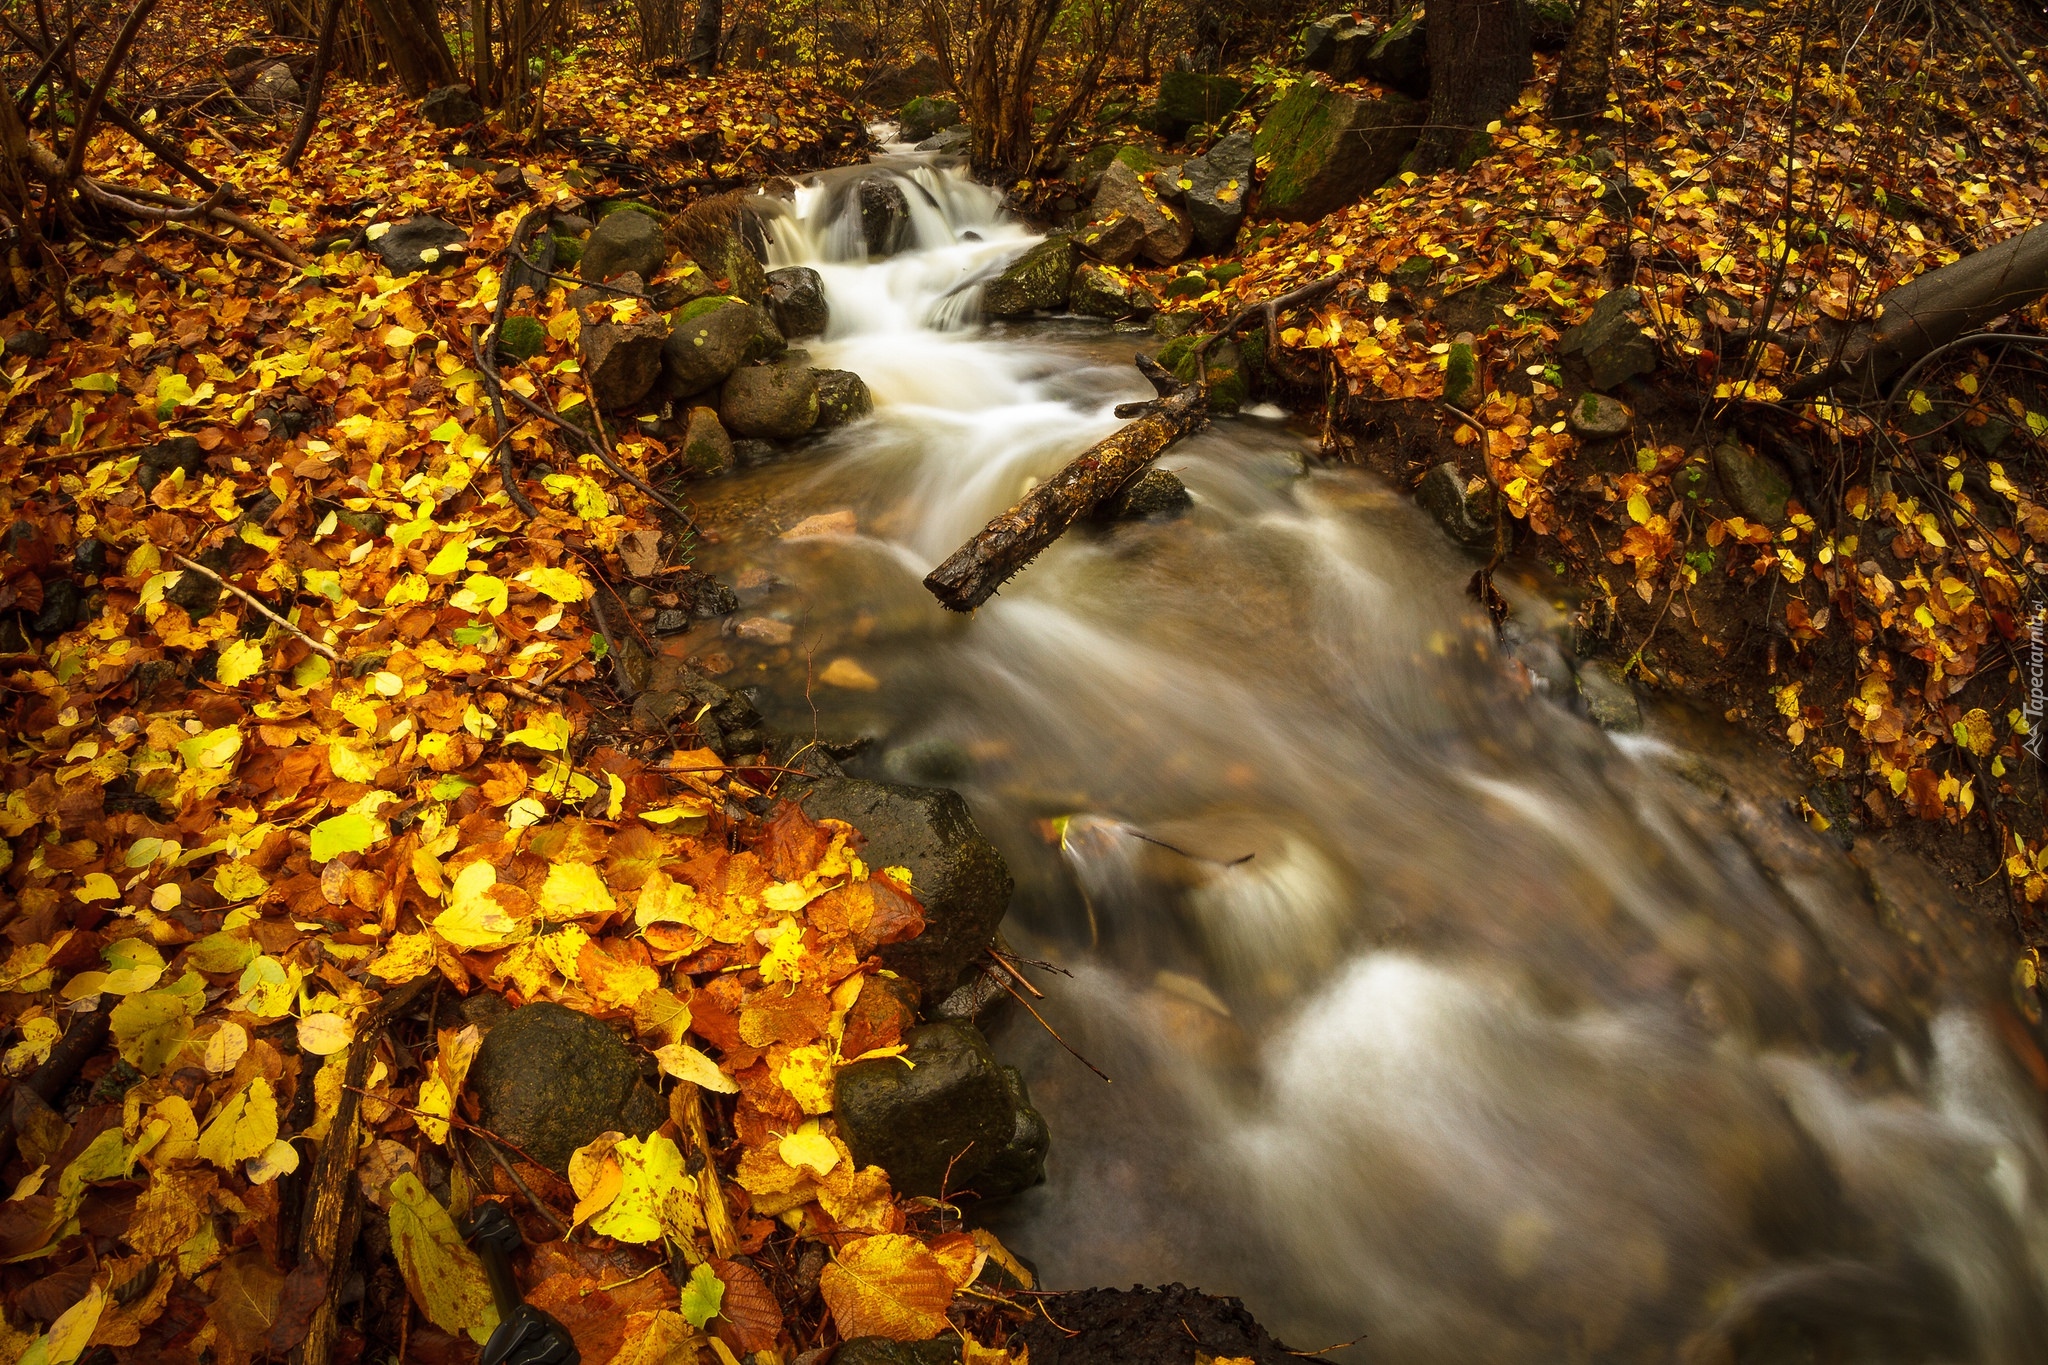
[[598, 200, 668, 224], [1207, 263, 1244, 284], [552, 233, 585, 267], [1252, 81, 1343, 213], [675, 294, 745, 324], [497, 315, 546, 362], [1444, 342, 1480, 407], [1113, 146, 1162, 174], [1162, 273, 1211, 300]]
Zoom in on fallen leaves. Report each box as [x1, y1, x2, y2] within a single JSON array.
[[387, 1172, 500, 1344], [820, 1234, 959, 1341]]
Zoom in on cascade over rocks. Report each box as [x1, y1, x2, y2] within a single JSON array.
[[1252, 81, 1420, 221], [859, 177, 913, 257], [813, 369, 875, 428]]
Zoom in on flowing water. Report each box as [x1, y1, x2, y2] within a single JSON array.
[[686, 147, 2048, 1363]]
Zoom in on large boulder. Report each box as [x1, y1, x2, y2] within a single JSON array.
[[1091, 160, 1192, 266], [1153, 71, 1245, 134], [720, 363, 819, 440], [898, 96, 960, 145], [834, 1021, 1042, 1199], [1181, 131, 1254, 255], [580, 314, 669, 410], [679, 405, 734, 478], [1251, 81, 1420, 221], [1362, 11, 1431, 98], [582, 207, 667, 283], [467, 1002, 665, 1173], [795, 777, 1012, 1001], [1073, 213, 1148, 268], [983, 237, 1076, 317], [1071, 262, 1160, 320], [765, 266, 829, 338], [682, 220, 768, 306], [1301, 13, 1378, 79], [812, 369, 875, 429], [368, 216, 470, 275], [248, 63, 301, 107], [663, 296, 783, 398], [420, 85, 482, 128], [1559, 287, 1658, 391], [859, 178, 913, 257]]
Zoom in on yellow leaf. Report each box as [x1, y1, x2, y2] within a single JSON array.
[[539, 861, 617, 919], [388, 1172, 500, 1343], [777, 1042, 836, 1115], [28, 1283, 106, 1365], [820, 1234, 956, 1341], [195, 1077, 278, 1171], [779, 1120, 841, 1177], [297, 1012, 354, 1056], [655, 1042, 739, 1093], [516, 565, 588, 602], [568, 1131, 626, 1228], [1626, 490, 1651, 524], [215, 638, 265, 687], [588, 1132, 696, 1244]]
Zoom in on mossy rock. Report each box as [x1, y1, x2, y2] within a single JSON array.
[[1154, 72, 1245, 131], [1251, 80, 1420, 221], [497, 315, 546, 363], [597, 200, 670, 225], [1207, 262, 1244, 284], [1158, 333, 1247, 413], [1443, 341, 1481, 408], [1161, 273, 1212, 300], [551, 232, 585, 267], [899, 95, 961, 144], [982, 237, 1077, 316]]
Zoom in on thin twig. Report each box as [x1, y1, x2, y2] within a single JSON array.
[[172, 553, 338, 659], [989, 972, 1111, 1084]]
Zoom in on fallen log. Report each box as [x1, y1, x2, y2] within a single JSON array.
[[1790, 220, 2048, 398], [923, 356, 1208, 611]]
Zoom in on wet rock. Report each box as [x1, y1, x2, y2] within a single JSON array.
[[467, 1002, 665, 1173], [1301, 13, 1378, 79], [580, 315, 668, 410], [368, 216, 469, 275], [720, 363, 819, 441], [1091, 161, 1191, 266], [978, 1066, 1049, 1196], [4, 330, 49, 359], [812, 369, 875, 429], [1362, 11, 1431, 98], [1102, 468, 1191, 519], [859, 178, 912, 258], [1567, 391, 1634, 440], [796, 777, 1013, 1002], [834, 1021, 1018, 1198], [669, 566, 740, 619], [30, 579, 81, 636], [581, 207, 667, 283], [637, 656, 760, 742], [1153, 71, 1244, 135], [1158, 333, 1250, 413], [1152, 311, 1198, 339], [1013, 1285, 1299, 1365], [1559, 287, 1657, 391], [983, 237, 1077, 317], [685, 220, 769, 306], [898, 96, 960, 145], [765, 266, 829, 338], [1071, 263, 1160, 320], [1181, 132, 1255, 255], [734, 616, 795, 645], [1713, 443, 1791, 526], [1252, 81, 1420, 221], [663, 296, 783, 399], [420, 85, 483, 128], [1416, 462, 1496, 549], [916, 126, 972, 156], [248, 63, 301, 106], [1073, 213, 1148, 268], [71, 539, 109, 576], [137, 435, 205, 493], [1575, 659, 1643, 733], [732, 438, 781, 469], [679, 405, 734, 478]]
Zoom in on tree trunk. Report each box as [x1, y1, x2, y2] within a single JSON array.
[[692, 0, 722, 73], [1409, 0, 1532, 172], [283, 0, 348, 169], [361, 0, 436, 94], [1550, 0, 1621, 124]]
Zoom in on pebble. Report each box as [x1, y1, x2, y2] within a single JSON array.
[[735, 616, 795, 645], [781, 510, 858, 539], [820, 658, 879, 690]]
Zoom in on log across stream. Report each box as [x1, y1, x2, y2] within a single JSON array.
[[663, 150, 2048, 1364]]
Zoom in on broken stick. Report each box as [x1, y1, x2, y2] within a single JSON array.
[[922, 355, 1208, 611]]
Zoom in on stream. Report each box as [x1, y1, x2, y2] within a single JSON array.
[[677, 147, 2048, 1364]]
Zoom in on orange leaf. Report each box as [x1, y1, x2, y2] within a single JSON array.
[[819, 1234, 954, 1341]]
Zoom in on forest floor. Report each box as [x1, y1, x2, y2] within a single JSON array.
[[5, 2, 2048, 1363]]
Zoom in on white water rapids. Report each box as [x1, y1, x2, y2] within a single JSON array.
[[685, 148, 2048, 1364]]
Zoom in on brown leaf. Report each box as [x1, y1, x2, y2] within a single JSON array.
[[263, 1253, 329, 1356], [710, 1258, 784, 1354], [16, 1262, 95, 1323], [754, 802, 830, 883], [206, 1248, 286, 1365], [819, 1234, 954, 1342]]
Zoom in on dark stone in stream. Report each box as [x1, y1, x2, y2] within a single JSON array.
[[1100, 469, 1192, 520], [1415, 461, 1496, 550], [793, 777, 1013, 1002], [812, 369, 875, 429], [765, 266, 830, 338], [834, 1021, 1041, 1198], [1574, 659, 1642, 733], [1013, 1284, 1299, 1365], [467, 1002, 665, 1173], [859, 178, 913, 258]]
